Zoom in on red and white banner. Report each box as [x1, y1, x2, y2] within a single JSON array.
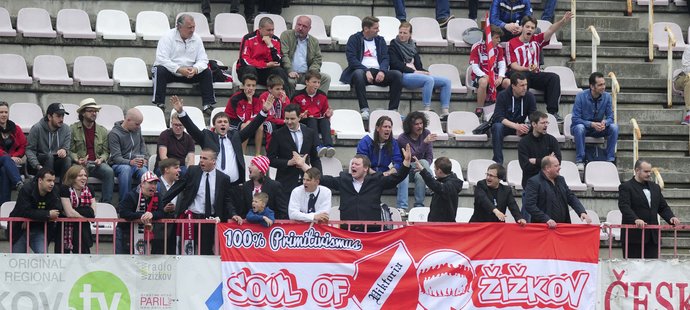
[[599, 260, 690, 309], [218, 223, 600, 309]]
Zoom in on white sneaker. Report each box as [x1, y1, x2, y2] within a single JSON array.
[[326, 147, 336, 158], [576, 162, 585, 171], [681, 111, 690, 125], [361, 110, 370, 121], [317, 146, 327, 157]]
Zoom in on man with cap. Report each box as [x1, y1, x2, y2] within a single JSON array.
[[26, 103, 72, 182], [239, 155, 287, 219], [70, 98, 114, 203], [117, 171, 166, 255]]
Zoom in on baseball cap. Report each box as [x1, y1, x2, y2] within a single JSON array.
[[46, 102, 69, 115]]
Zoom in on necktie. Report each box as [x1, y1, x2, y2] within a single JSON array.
[[307, 193, 316, 213], [219, 136, 226, 170], [205, 173, 212, 217], [291, 131, 301, 152]]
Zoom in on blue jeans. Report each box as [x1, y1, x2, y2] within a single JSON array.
[[12, 230, 47, 253], [491, 122, 517, 164], [397, 159, 431, 209], [0, 155, 22, 204], [541, 0, 558, 22], [113, 164, 147, 205], [572, 123, 619, 162], [402, 73, 452, 109], [392, 0, 450, 20], [88, 163, 115, 204]]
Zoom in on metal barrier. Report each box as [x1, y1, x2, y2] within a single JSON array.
[[648, 0, 655, 62], [665, 26, 677, 108], [571, 0, 577, 61], [588, 25, 601, 72], [609, 72, 620, 124], [631, 118, 642, 169], [600, 223, 690, 259]]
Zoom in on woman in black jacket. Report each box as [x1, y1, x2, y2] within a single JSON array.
[[470, 163, 525, 224]]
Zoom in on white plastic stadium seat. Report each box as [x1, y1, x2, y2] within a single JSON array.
[[329, 206, 341, 221], [0, 7, 16, 37], [97, 104, 125, 131], [135, 105, 167, 136], [605, 210, 622, 241], [330, 109, 367, 140], [407, 207, 430, 222], [563, 113, 605, 143], [330, 15, 361, 45], [32, 55, 74, 85], [321, 157, 343, 177], [584, 161, 620, 191], [369, 110, 404, 138], [428, 64, 468, 93], [536, 20, 562, 49], [57, 9, 96, 39], [421, 111, 449, 140], [214, 13, 248, 43], [652, 22, 688, 52], [507, 160, 523, 190], [172, 107, 206, 131], [676, 0, 688, 6], [17, 8, 56, 38], [292, 15, 331, 44], [210, 59, 234, 90], [148, 154, 157, 172], [91, 203, 118, 235], [455, 207, 474, 223], [113, 57, 152, 87], [253, 14, 287, 37], [177, 12, 215, 42], [560, 160, 588, 191], [320, 62, 350, 92], [0, 54, 33, 84], [136, 11, 171, 40], [467, 159, 495, 186], [446, 111, 487, 141], [375, 16, 400, 45], [96, 10, 136, 40], [543, 66, 581, 96], [63, 103, 80, 125], [546, 113, 566, 142], [73, 56, 114, 86], [10, 102, 44, 132], [1, 201, 16, 230], [432, 158, 469, 190], [569, 210, 607, 240], [446, 18, 478, 47], [409, 17, 447, 47]]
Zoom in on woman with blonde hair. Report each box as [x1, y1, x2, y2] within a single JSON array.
[[56, 165, 95, 253]]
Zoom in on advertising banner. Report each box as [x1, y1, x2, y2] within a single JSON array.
[[218, 223, 600, 309], [599, 259, 690, 309]]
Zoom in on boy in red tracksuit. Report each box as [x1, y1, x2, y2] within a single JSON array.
[[261, 75, 290, 148], [226, 74, 264, 155], [292, 70, 336, 158]]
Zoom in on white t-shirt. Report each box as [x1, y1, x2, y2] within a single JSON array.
[[361, 39, 380, 69]]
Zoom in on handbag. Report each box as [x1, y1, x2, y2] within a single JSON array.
[[472, 113, 497, 135]]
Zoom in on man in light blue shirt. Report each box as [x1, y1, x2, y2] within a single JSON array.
[[280, 15, 331, 93]]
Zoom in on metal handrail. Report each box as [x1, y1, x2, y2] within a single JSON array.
[[648, 0, 655, 62], [652, 167, 665, 189], [571, 0, 577, 61], [608, 72, 620, 124], [665, 26, 677, 108], [588, 26, 601, 72], [631, 118, 641, 170], [626, 0, 633, 16]]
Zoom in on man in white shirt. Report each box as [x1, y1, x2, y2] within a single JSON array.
[[152, 14, 216, 114], [288, 167, 331, 223]]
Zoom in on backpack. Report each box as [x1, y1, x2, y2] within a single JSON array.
[[380, 203, 394, 231], [208, 60, 233, 83]]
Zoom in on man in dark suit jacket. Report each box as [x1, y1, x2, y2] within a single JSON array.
[[470, 163, 525, 224], [160, 148, 242, 255], [239, 155, 287, 219], [524, 155, 591, 228], [619, 159, 680, 258], [320, 145, 412, 231], [267, 104, 321, 200]]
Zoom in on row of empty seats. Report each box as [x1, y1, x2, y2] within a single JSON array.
[[0, 7, 566, 49]]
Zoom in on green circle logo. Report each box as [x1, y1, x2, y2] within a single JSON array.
[[68, 271, 131, 310]]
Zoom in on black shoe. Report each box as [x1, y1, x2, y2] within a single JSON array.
[[155, 102, 165, 112], [437, 15, 455, 28], [203, 104, 215, 116], [553, 112, 564, 123]]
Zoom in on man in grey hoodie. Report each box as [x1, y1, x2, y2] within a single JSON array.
[[26, 103, 72, 182], [108, 108, 149, 204]]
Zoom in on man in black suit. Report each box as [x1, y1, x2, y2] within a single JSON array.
[[619, 159, 681, 258], [267, 104, 322, 199], [160, 148, 243, 255], [170, 95, 272, 206], [239, 155, 287, 219], [320, 145, 412, 231]]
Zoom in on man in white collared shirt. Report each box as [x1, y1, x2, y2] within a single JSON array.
[[152, 14, 216, 114], [288, 167, 331, 222]]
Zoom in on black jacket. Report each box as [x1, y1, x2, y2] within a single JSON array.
[[239, 177, 287, 219], [524, 171, 585, 223], [419, 170, 463, 222], [267, 124, 322, 196], [320, 165, 410, 221], [388, 40, 425, 74], [471, 180, 523, 222], [618, 178, 676, 245], [493, 88, 537, 124], [517, 132, 562, 188], [10, 178, 62, 244], [160, 166, 235, 221], [118, 187, 166, 236]]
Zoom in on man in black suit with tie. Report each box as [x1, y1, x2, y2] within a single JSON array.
[[160, 148, 242, 255], [619, 159, 681, 258], [267, 103, 322, 199], [170, 95, 272, 207]]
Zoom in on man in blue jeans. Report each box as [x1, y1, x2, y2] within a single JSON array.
[[108, 108, 149, 205], [10, 167, 61, 253], [392, 0, 454, 26], [571, 71, 619, 171], [491, 72, 537, 164]]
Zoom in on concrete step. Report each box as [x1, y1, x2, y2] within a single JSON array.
[[619, 123, 689, 137], [615, 93, 685, 105], [576, 77, 668, 91], [562, 30, 648, 43], [573, 15, 642, 31], [570, 61, 667, 79], [617, 139, 689, 152], [617, 155, 690, 173], [617, 108, 686, 123]]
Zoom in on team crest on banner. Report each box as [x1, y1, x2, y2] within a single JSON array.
[[218, 223, 600, 309]]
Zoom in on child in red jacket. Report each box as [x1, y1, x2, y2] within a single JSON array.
[[225, 74, 264, 155], [292, 70, 335, 157]]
